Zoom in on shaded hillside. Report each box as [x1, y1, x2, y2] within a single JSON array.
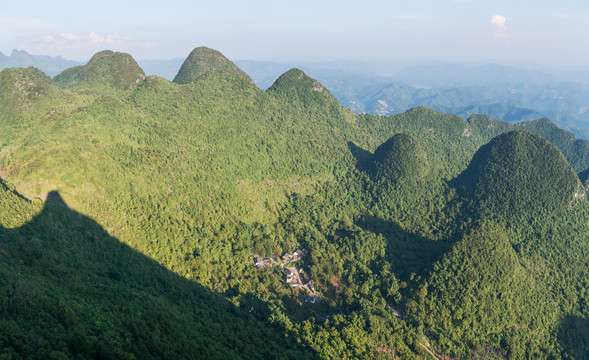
[[580, 168, 589, 186], [454, 131, 580, 222], [0, 185, 317, 359], [516, 118, 589, 172], [2, 47, 589, 359]]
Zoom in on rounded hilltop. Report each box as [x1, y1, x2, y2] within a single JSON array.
[[371, 133, 430, 183], [266, 68, 345, 111], [173, 46, 252, 84], [54, 50, 145, 90], [267, 68, 327, 95], [456, 130, 580, 218]]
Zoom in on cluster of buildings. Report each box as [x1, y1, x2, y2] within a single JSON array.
[[252, 249, 321, 304]]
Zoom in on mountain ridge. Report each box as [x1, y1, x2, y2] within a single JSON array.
[[1, 47, 588, 359]]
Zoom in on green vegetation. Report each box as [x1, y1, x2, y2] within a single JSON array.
[[1, 47, 588, 359], [413, 223, 557, 358], [173, 46, 252, 84], [0, 187, 317, 359], [53, 50, 145, 90], [370, 133, 430, 182], [454, 130, 581, 223], [515, 118, 589, 172]]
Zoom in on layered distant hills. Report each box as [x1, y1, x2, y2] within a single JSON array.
[[1, 47, 588, 359], [236, 60, 589, 139], [0, 49, 83, 76], [4, 49, 589, 138]]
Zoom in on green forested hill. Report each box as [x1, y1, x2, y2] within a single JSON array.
[[1, 47, 588, 359], [53, 50, 146, 90], [173, 46, 252, 85], [0, 185, 318, 359], [413, 223, 559, 358], [455, 130, 581, 223], [515, 118, 589, 172]]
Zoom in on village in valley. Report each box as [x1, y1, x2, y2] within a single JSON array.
[[252, 249, 322, 304], [252, 249, 405, 318]]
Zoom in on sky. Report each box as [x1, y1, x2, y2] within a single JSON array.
[[1, 0, 589, 67]]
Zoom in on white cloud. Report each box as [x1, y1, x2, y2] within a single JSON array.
[[491, 15, 507, 31], [61, 33, 81, 41], [56, 31, 154, 51], [17, 31, 156, 60]]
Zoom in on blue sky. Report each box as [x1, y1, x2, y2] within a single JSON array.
[[1, 0, 588, 66]]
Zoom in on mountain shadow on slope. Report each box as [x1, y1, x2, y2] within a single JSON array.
[[580, 168, 589, 187], [173, 47, 252, 84], [355, 215, 448, 280], [558, 315, 589, 359], [0, 188, 318, 359], [53, 50, 146, 90], [347, 141, 372, 172], [453, 130, 580, 223], [0, 177, 30, 203]]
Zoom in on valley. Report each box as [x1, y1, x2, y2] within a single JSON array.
[[0, 47, 588, 359]]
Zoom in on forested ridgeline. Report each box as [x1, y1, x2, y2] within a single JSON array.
[[0, 47, 588, 359]]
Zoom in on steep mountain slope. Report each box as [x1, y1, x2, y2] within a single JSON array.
[[371, 133, 430, 182], [412, 223, 559, 358], [0, 184, 317, 359], [54, 50, 145, 90], [1, 47, 589, 359], [454, 131, 580, 222], [516, 118, 589, 172], [173, 47, 252, 84]]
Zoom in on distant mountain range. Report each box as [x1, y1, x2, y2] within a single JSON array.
[[3, 49, 589, 138], [0, 49, 84, 76], [1, 46, 588, 359], [235, 60, 589, 138]]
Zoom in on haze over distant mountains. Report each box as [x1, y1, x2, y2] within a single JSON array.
[[0, 49, 84, 77], [3, 49, 589, 138], [1, 46, 588, 359]]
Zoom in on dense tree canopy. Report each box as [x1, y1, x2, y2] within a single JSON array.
[[0, 47, 587, 359]]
